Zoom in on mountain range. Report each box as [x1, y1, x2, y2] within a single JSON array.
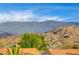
[[0, 21, 79, 35]]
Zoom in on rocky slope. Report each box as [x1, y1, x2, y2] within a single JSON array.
[[44, 25, 79, 49]]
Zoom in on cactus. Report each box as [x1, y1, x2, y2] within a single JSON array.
[[7, 47, 19, 55]]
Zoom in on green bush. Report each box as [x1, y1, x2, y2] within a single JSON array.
[[20, 33, 47, 51]]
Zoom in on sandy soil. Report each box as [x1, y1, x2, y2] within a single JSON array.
[[48, 49, 79, 55]]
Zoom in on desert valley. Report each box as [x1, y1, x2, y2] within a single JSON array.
[[0, 3, 78, 55], [0, 21, 79, 55]]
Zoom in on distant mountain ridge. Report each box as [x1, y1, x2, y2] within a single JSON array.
[[0, 21, 79, 34], [0, 31, 13, 38]]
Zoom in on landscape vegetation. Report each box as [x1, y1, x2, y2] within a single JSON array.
[[0, 3, 79, 55], [0, 21, 79, 55]]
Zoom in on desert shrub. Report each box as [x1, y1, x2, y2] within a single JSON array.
[[0, 40, 6, 47], [72, 43, 79, 49], [10, 45, 16, 48], [46, 38, 79, 49], [7, 47, 19, 55], [57, 41, 79, 49], [20, 33, 47, 51]]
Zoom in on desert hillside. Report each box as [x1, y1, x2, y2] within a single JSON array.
[[44, 25, 79, 49], [0, 25, 79, 55], [0, 25, 79, 49], [0, 35, 20, 47]]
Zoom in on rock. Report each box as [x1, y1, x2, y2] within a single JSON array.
[[44, 25, 79, 49]]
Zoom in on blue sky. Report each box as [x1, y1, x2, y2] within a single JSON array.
[[0, 3, 78, 22]]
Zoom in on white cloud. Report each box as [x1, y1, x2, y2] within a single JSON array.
[[38, 16, 65, 22], [0, 10, 66, 23]]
